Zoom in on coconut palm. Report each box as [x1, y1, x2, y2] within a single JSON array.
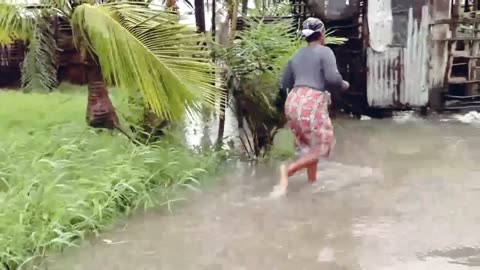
[[0, 0, 222, 130]]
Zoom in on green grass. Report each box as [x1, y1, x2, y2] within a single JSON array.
[[0, 86, 223, 269]]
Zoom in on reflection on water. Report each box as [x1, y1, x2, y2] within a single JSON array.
[[184, 107, 238, 150], [47, 114, 480, 270]]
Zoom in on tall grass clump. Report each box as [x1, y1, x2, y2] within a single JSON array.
[[0, 89, 223, 269]]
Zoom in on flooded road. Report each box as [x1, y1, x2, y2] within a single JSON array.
[[48, 113, 480, 270]]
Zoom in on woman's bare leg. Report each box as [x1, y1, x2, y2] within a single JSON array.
[[287, 152, 318, 177], [273, 153, 317, 195], [270, 164, 289, 197], [279, 164, 289, 190], [306, 161, 318, 183]]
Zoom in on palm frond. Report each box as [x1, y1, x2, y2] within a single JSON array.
[[0, 2, 37, 44], [155, 0, 193, 9], [45, 0, 73, 15], [219, 18, 298, 109], [21, 20, 58, 92], [71, 2, 223, 121], [0, 3, 59, 91], [325, 29, 348, 45]]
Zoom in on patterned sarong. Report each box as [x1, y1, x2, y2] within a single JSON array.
[[284, 86, 335, 158]]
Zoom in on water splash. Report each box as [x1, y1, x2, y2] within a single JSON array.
[[452, 111, 480, 125], [392, 110, 423, 123]]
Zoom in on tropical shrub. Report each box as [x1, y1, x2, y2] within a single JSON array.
[[216, 18, 346, 158]]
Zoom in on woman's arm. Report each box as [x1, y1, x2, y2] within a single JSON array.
[[281, 60, 295, 92], [322, 47, 348, 91]]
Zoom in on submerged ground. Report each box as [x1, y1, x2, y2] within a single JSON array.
[[46, 113, 480, 270]]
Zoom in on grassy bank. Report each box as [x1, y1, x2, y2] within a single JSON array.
[[0, 88, 223, 269]]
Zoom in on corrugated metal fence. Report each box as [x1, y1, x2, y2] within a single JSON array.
[[367, 1, 430, 108]]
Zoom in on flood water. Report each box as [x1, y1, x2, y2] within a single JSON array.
[[47, 112, 480, 270]]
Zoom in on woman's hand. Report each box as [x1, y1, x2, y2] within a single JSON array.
[[341, 80, 350, 91]]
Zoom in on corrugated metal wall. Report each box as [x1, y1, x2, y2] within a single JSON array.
[[402, 6, 430, 106], [367, 0, 430, 108], [367, 47, 401, 107]]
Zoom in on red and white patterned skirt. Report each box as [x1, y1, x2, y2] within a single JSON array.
[[284, 86, 335, 158]]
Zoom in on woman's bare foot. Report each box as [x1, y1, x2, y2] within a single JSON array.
[[269, 164, 289, 198], [280, 164, 288, 189]]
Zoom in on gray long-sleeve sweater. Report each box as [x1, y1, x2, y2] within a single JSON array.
[[280, 44, 344, 93]]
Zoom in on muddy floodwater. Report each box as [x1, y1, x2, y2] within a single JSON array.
[[48, 113, 480, 270]]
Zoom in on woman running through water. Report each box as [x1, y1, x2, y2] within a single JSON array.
[[273, 17, 349, 196]]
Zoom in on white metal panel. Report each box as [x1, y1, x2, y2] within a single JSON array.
[[402, 5, 430, 106], [367, 47, 402, 107], [367, 0, 393, 52]]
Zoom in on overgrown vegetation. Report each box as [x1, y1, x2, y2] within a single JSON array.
[[248, 0, 292, 17], [0, 1, 223, 128], [0, 89, 223, 270]]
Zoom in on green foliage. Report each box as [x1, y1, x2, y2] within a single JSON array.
[[71, 2, 222, 120], [249, 0, 292, 17], [0, 1, 223, 121], [0, 3, 37, 43], [215, 18, 296, 156], [21, 20, 58, 92], [218, 18, 292, 111], [0, 89, 223, 270]]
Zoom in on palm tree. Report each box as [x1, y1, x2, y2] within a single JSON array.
[[194, 0, 205, 32], [0, 0, 222, 130]]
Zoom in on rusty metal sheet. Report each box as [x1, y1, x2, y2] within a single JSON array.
[[367, 47, 402, 107]]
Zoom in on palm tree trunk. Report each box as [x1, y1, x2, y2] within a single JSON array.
[[216, 94, 227, 147], [241, 0, 248, 14], [85, 53, 119, 130], [166, 0, 178, 11], [194, 0, 206, 33], [229, 0, 238, 40], [211, 0, 216, 39], [216, 0, 238, 147]]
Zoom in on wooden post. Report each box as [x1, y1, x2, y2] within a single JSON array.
[[467, 0, 480, 95], [194, 0, 206, 33], [428, 0, 451, 92]]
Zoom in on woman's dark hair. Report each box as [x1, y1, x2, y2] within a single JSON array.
[[306, 32, 322, 43]]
